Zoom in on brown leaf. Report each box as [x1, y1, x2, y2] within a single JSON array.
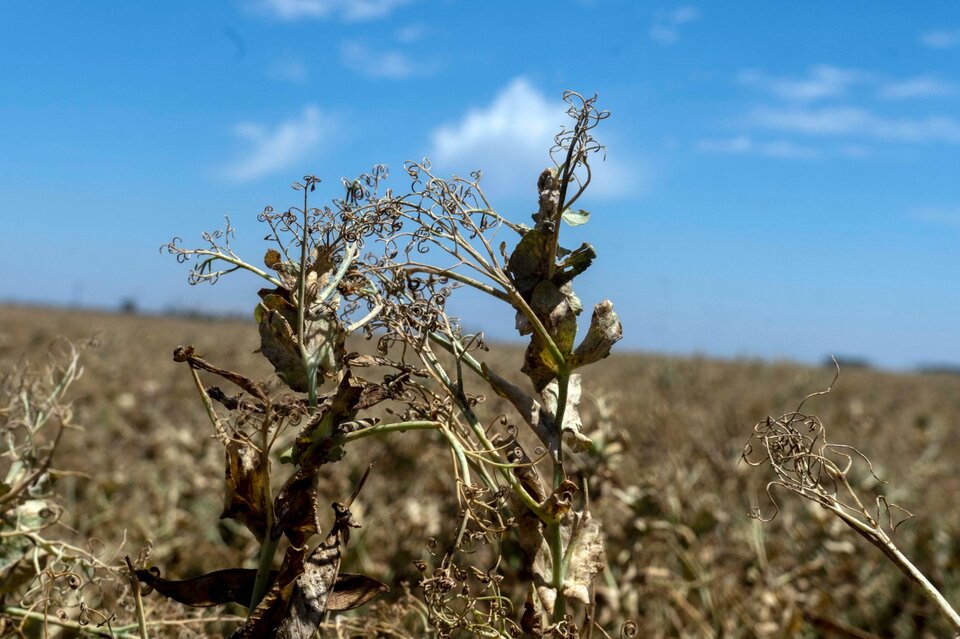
[[221, 437, 270, 542], [482, 363, 559, 461], [528, 510, 605, 615], [264, 249, 282, 270], [325, 573, 389, 611], [258, 309, 309, 392], [571, 300, 622, 368], [542, 375, 592, 453], [274, 467, 320, 547], [134, 567, 278, 608]]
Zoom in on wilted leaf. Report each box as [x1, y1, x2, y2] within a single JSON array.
[[293, 373, 373, 467], [571, 300, 622, 368], [530, 510, 605, 614], [542, 374, 592, 453], [258, 309, 308, 392], [301, 311, 345, 382], [554, 243, 596, 286], [222, 438, 270, 542], [561, 208, 590, 226], [325, 573, 389, 611], [507, 228, 551, 296], [135, 567, 278, 607], [562, 511, 604, 604], [274, 467, 320, 547], [521, 281, 581, 391], [233, 501, 366, 639], [0, 500, 51, 574]]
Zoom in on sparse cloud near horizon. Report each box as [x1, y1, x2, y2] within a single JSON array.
[[253, 0, 410, 21], [221, 106, 326, 182], [429, 78, 642, 199], [650, 6, 700, 45], [879, 75, 956, 99]]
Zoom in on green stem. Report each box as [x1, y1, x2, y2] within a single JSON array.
[[249, 527, 279, 610], [341, 420, 442, 443]]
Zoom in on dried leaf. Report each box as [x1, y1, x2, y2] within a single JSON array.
[[554, 243, 596, 287], [542, 374, 592, 453], [571, 300, 622, 368], [222, 438, 270, 542], [529, 511, 606, 614], [325, 573, 389, 611], [561, 511, 605, 605], [134, 567, 278, 607], [507, 228, 551, 297], [257, 309, 308, 392], [134, 566, 380, 612], [274, 467, 320, 547]]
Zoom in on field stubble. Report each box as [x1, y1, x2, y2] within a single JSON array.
[[2, 303, 959, 638]]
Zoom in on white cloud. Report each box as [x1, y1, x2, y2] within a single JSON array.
[[920, 29, 960, 49], [879, 75, 956, 99], [396, 24, 427, 43], [222, 106, 326, 182], [650, 6, 701, 45], [255, 0, 409, 21], [748, 106, 960, 143], [429, 78, 641, 199], [738, 65, 869, 102], [270, 57, 308, 83], [695, 135, 819, 159], [339, 41, 426, 80]]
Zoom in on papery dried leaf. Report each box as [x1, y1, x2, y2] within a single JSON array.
[[233, 502, 359, 639], [562, 511, 605, 605], [543, 480, 579, 520], [507, 228, 551, 297], [522, 281, 580, 391], [134, 567, 381, 612], [222, 438, 270, 542], [258, 309, 309, 392], [554, 243, 596, 287], [293, 373, 369, 466], [542, 374, 592, 453], [275, 467, 320, 547], [571, 300, 622, 368], [529, 511, 604, 614], [254, 292, 297, 327], [521, 587, 544, 636], [134, 567, 278, 607], [325, 573, 389, 611], [302, 311, 346, 382]]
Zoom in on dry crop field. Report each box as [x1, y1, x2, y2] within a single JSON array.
[[2, 302, 959, 638]]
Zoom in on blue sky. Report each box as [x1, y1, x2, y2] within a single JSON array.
[[2, 1, 959, 369]]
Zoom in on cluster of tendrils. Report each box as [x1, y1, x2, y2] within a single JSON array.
[[742, 403, 912, 534], [416, 557, 518, 639], [547, 91, 611, 215]]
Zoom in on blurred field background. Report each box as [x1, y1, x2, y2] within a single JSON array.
[[3, 303, 959, 638]]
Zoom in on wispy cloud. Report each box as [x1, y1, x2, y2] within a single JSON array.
[[339, 41, 428, 79], [254, 0, 410, 21], [270, 57, 308, 83], [920, 29, 960, 49], [650, 6, 701, 45], [429, 78, 642, 198], [738, 65, 869, 102], [879, 75, 956, 99], [222, 106, 326, 182], [747, 106, 960, 143], [396, 24, 428, 44], [696, 135, 819, 159]]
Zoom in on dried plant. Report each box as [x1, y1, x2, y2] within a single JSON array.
[[743, 365, 960, 634], [146, 91, 626, 637], [0, 340, 142, 637]]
